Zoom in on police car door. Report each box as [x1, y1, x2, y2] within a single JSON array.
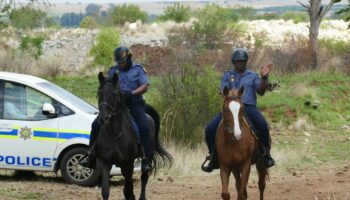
[[0, 81, 58, 171]]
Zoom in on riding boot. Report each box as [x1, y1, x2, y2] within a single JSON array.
[[201, 148, 219, 173], [79, 144, 97, 169], [262, 145, 275, 168]]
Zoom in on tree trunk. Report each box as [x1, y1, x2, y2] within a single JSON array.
[[299, 0, 340, 70], [308, 0, 322, 70]]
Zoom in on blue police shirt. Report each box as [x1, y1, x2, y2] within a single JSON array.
[[220, 69, 261, 106], [108, 63, 149, 103]]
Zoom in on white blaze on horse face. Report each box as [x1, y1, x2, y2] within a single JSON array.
[[229, 101, 242, 140]]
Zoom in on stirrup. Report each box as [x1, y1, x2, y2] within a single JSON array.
[[201, 155, 211, 171]]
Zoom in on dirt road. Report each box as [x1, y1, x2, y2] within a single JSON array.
[[0, 164, 349, 200]]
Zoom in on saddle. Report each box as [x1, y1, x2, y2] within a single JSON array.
[[242, 115, 260, 141], [220, 115, 260, 141]]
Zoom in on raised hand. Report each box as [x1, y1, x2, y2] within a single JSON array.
[[260, 64, 273, 78]]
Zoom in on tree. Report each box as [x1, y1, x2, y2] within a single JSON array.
[[336, 0, 350, 28], [298, 0, 342, 69], [89, 28, 120, 69], [80, 16, 97, 29], [158, 3, 191, 23], [1, 0, 50, 14], [108, 4, 148, 25], [85, 3, 101, 16], [60, 12, 84, 27], [9, 6, 47, 29]]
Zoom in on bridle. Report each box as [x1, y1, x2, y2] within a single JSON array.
[[97, 82, 128, 141]]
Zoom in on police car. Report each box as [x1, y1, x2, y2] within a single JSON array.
[[0, 72, 140, 186]]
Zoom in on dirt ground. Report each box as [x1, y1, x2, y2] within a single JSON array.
[[0, 163, 349, 200]]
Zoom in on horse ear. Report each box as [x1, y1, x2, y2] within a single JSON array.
[[223, 86, 229, 96], [112, 72, 119, 84], [98, 72, 105, 85], [238, 86, 244, 96]]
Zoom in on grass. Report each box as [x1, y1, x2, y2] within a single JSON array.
[[259, 72, 350, 129], [0, 188, 46, 199]]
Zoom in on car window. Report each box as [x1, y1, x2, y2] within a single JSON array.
[[26, 86, 53, 120], [3, 82, 27, 120], [3, 81, 54, 121], [37, 82, 98, 115]]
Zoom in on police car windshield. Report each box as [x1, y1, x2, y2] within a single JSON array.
[[37, 82, 98, 115]]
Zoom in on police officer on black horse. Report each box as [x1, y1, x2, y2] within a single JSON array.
[[80, 45, 154, 172]]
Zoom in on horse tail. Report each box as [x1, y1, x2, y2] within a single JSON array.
[[145, 103, 173, 174]]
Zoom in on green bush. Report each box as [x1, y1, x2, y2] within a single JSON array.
[[158, 3, 191, 23], [154, 64, 221, 145], [336, 3, 350, 28], [19, 36, 44, 59], [80, 16, 97, 29], [108, 4, 148, 25], [89, 28, 120, 69], [281, 11, 309, 23], [9, 7, 48, 29], [188, 4, 240, 49], [318, 38, 350, 55]]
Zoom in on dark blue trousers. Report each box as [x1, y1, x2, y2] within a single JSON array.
[[205, 104, 270, 154], [90, 102, 152, 160]]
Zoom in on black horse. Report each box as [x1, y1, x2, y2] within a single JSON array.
[[96, 72, 172, 200]]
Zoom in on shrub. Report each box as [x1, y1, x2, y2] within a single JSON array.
[[80, 16, 97, 29], [19, 36, 44, 59], [158, 3, 191, 23], [156, 65, 221, 145], [318, 38, 350, 55], [0, 50, 61, 77], [108, 4, 148, 25], [281, 11, 309, 23], [187, 4, 240, 49], [9, 7, 48, 29], [336, 3, 350, 28], [89, 28, 120, 69]]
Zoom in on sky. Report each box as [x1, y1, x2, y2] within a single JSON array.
[[46, 0, 348, 4]]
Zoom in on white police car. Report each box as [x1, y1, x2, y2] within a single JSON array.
[[0, 72, 140, 186]]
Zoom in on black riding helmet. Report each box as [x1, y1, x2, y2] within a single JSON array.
[[114, 46, 132, 64], [231, 48, 249, 63]]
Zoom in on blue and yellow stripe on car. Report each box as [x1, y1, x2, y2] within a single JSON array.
[[0, 126, 90, 142]]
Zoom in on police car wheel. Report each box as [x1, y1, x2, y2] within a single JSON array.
[[60, 147, 101, 187]]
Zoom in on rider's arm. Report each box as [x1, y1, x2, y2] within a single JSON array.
[[132, 66, 149, 96], [256, 77, 268, 96], [132, 84, 149, 96]]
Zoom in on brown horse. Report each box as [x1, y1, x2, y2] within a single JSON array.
[[217, 86, 268, 200]]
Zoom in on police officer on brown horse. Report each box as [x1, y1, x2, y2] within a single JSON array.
[[202, 48, 275, 173]]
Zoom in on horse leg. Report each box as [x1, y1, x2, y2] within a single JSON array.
[[121, 164, 135, 200], [257, 164, 267, 200], [139, 170, 149, 200], [238, 163, 251, 200], [101, 162, 112, 200], [220, 166, 231, 200], [232, 169, 241, 198]]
